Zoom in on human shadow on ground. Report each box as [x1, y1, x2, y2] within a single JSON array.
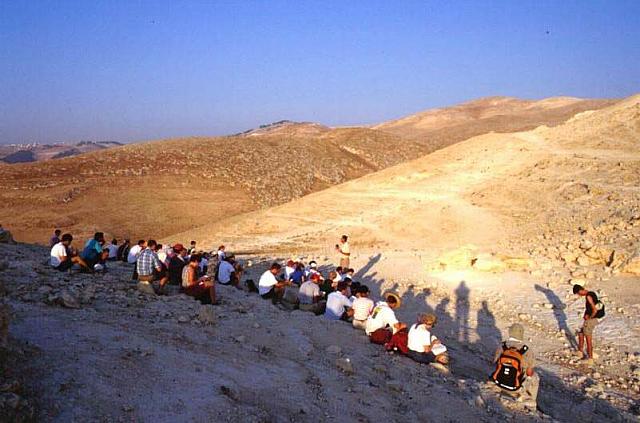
[[534, 284, 578, 349], [454, 281, 470, 344], [535, 367, 628, 421], [475, 300, 502, 353]]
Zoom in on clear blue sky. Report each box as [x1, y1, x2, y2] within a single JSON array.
[[1, 1, 639, 144]]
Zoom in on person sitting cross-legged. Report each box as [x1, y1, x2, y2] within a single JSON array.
[[137, 239, 168, 294], [258, 262, 289, 303], [351, 285, 374, 330], [298, 273, 326, 315], [50, 233, 89, 272], [407, 313, 449, 366], [324, 281, 353, 321], [182, 255, 216, 304]]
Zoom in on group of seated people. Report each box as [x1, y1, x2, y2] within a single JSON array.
[[48, 231, 537, 405], [256, 260, 450, 368]]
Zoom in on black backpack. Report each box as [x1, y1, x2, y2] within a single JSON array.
[[492, 343, 528, 391]]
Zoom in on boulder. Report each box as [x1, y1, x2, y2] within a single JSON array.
[[58, 290, 80, 309], [197, 305, 217, 325], [622, 255, 640, 275], [336, 358, 354, 375]]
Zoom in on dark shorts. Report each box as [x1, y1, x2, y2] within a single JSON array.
[[261, 287, 276, 299], [407, 350, 437, 364], [184, 285, 211, 304], [55, 260, 74, 272]]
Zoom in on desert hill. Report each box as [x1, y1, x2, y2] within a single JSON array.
[[373, 96, 617, 152], [0, 127, 422, 243], [165, 95, 640, 418], [0, 95, 616, 244]]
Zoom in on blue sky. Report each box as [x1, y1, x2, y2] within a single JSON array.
[[1, 0, 638, 144]]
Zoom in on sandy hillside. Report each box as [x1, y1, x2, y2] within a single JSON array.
[[373, 96, 617, 152], [0, 96, 614, 245], [163, 95, 640, 419]]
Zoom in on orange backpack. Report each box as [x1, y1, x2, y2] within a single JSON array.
[[491, 342, 528, 391]]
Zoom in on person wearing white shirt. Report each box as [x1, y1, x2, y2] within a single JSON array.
[[351, 285, 374, 330], [49, 233, 89, 271], [259, 263, 289, 302], [128, 240, 145, 264], [324, 281, 354, 321], [407, 313, 449, 365], [107, 239, 119, 261], [217, 258, 236, 286], [217, 245, 226, 262], [284, 260, 295, 280], [365, 293, 406, 336], [336, 235, 350, 268]]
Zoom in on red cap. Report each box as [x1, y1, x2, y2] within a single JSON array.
[[173, 243, 184, 252], [310, 273, 320, 281]]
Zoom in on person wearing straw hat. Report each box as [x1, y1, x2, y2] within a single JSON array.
[[365, 292, 406, 342]]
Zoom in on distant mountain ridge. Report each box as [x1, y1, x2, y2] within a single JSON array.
[[0, 141, 123, 164]]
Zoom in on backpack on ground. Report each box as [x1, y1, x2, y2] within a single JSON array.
[[492, 342, 528, 391], [384, 328, 409, 354]]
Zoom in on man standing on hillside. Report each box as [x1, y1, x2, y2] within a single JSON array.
[[336, 235, 350, 268], [573, 284, 604, 364]]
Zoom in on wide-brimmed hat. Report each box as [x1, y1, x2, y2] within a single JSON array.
[[384, 292, 402, 307]]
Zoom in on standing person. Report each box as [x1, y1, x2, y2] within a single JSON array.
[[168, 244, 187, 285], [492, 324, 538, 410], [117, 239, 131, 262], [258, 263, 289, 303], [573, 284, 605, 363], [50, 229, 61, 247], [106, 239, 119, 261], [128, 240, 145, 264], [137, 240, 168, 294], [324, 281, 354, 321], [336, 235, 350, 268], [351, 285, 374, 330], [182, 255, 216, 304]]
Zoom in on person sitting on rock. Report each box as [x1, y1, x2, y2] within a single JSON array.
[[168, 243, 187, 285], [50, 229, 61, 247], [217, 254, 237, 287], [573, 284, 604, 364], [81, 232, 109, 270], [128, 239, 145, 264], [366, 293, 406, 344], [407, 313, 449, 366], [324, 281, 354, 321], [199, 252, 209, 275], [136, 240, 168, 294], [351, 285, 374, 330], [106, 238, 118, 261], [182, 254, 216, 304], [217, 245, 226, 261], [117, 239, 130, 262], [298, 273, 326, 315], [289, 262, 306, 286], [258, 262, 289, 303], [50, 233, 89, 271], [492, 323, 538, 410], [284, 260, 296, 281], [188, 240, 197, 256]]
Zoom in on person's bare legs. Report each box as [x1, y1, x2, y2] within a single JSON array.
[[204, 281, 217, 304], [586, 335, 593, 359], [577, 331, 585, 356], [71, 256, 89, 270]]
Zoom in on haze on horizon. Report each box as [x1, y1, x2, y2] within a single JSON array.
[[1, 0, 639, 145]]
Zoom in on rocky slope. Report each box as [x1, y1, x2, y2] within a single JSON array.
[[1, 243, 637, 422]]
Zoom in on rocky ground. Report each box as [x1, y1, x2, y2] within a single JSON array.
[[1, 242, 638, 422]]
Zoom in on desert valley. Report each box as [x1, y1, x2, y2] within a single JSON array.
[[0, 93, 639, 422]]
